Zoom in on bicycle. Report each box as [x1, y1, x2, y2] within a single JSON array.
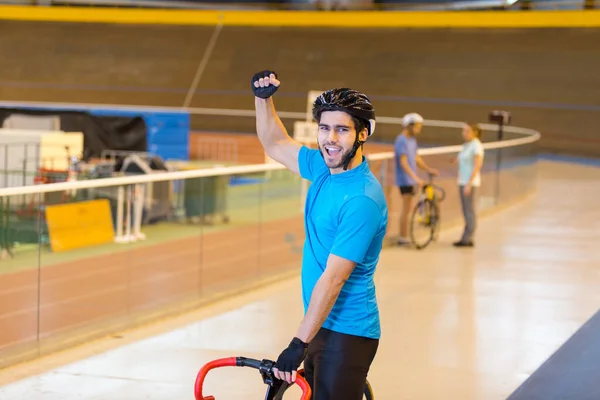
[[410, 173, 446, 250], [195, 356, 375, 399]]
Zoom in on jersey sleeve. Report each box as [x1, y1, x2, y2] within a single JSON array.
[[474, 140, 485, 157], [298, 145, 327, 181], [394, 136, 408, 156], [330, 196, 383, 264]]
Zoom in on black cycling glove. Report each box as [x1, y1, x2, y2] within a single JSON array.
[[274, 337, 309, 374], [251, 70, 279, 99]]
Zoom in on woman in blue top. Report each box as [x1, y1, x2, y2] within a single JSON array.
[[453, 123, 484, 247]]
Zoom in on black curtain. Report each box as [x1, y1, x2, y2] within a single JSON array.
[[0, 108, 147, 161]]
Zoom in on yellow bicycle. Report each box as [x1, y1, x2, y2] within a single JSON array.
[[410, 173, 446, 250]]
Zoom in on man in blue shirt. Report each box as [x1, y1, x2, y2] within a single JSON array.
[[251, 70, 388, 399], [394, 113, 438, 245]]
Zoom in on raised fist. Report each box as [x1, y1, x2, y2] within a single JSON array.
[[251, 70, 280, 99]]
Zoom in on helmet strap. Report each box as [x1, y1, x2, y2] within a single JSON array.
[[342, 136, 365, 171]]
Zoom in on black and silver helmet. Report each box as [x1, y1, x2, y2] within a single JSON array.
[[312, 88, 376, 136]]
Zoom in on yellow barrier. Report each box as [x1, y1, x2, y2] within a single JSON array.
[[0, 6, 599, 28], [45, 199, 114, 252]]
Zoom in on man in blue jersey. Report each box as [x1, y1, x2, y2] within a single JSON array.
[[394, 113, 438, 245], [251, 70, 388, 400]]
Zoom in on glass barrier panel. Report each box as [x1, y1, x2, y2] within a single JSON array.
[[473, 147, 498, 215], [496, 141, 538, 205], [0, 192, 42, 368], [258, 168, 304, 279], [36, 183, 133, 355], [199, 171, 261, 298], [121, 177, 203, 318]]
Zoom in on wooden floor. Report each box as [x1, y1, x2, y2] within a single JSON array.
[[0, 159, 599, 400]]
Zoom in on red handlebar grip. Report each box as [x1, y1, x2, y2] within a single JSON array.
[[295, 375, 312, 400], [194, 357, 237, 400]]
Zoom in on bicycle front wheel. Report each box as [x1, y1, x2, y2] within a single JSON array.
[[410, 198, 440, 250]]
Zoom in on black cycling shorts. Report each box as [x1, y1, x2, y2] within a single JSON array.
[[303, 327, 379, 400], [399, 185, 415, 195]]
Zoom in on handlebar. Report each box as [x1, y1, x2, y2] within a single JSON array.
[[423, 173, 446, 202], [194, 356, 312, 400]]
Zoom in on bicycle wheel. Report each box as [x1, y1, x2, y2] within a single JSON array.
[[364, 379, 375, 400], [434, 185, 446, 202], [410, 198, 440, 250]]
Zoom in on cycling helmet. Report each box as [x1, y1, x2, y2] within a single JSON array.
[[402, 112, 423, 127], [312, 88, 376, 170], [312, 88, 376, 136]]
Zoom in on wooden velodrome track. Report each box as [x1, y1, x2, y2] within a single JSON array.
[[0, 133, 536, 368]]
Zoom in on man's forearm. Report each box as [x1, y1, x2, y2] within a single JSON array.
[[295, 273, 344, 344], [255, 97, 289, 150], [416, 156, 432, 173], [401, 158, 420, 183]]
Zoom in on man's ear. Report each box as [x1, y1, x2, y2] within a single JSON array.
[[359, 128, 368, 142]]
